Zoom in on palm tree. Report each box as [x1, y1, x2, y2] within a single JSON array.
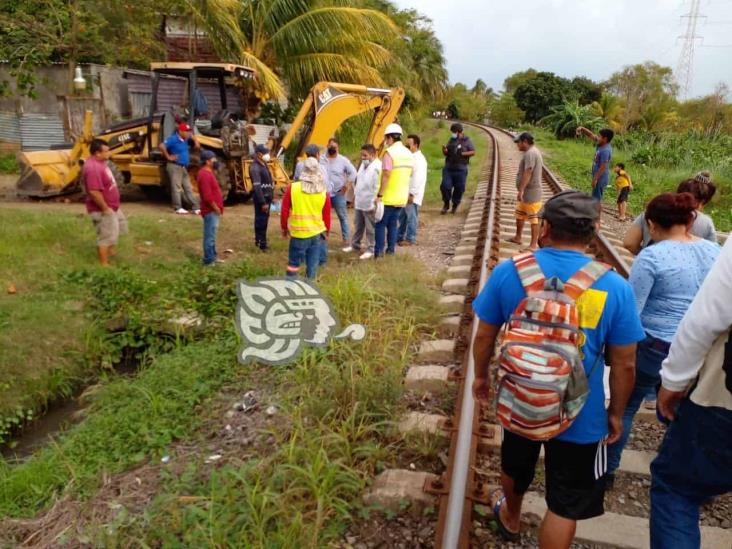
[[541, 100, 603, 139], [590, 93, 624, 132], [182, 0, 398, 101]]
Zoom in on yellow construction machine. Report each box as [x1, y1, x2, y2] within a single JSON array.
[[16, 63, 405, 200]]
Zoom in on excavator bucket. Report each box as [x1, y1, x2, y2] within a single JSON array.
[[15, 149, 81, 197]]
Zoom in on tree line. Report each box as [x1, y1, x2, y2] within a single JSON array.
[[441, 62, 732, 138]]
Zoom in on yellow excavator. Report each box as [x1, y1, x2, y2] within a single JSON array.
[[15, 62, 405, 201]]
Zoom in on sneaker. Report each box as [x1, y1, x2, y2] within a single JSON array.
[[643, 399, 657, 410], [193, 209, 201, 215], [215, 258, 226, 264], [175, 208, 189, 215], [359, 251, 373, 260], [440, 207, 448, 215], [342, 246, 354, 253]]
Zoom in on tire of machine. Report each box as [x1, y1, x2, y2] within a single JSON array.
[[217, 157, 232, 202]]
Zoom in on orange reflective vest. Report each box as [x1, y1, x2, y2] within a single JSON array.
[[289, 181, 326, 239]]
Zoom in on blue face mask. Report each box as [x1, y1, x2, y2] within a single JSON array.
[[451, 133, 458, 139], [362, 159, 371, 167]]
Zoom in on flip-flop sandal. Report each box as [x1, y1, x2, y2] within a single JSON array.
[[491, 489, 520, 542]]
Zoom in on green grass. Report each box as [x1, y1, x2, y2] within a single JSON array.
[[0, 144, 454, 546], [525, 126, 732, 232], [0, 153, 17, 174]]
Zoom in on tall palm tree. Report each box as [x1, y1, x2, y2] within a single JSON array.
[[590, 93, 624, 132], [182, 0, 397, 101]]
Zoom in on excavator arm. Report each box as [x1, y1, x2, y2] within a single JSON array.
[[276, 82, 405, 163]]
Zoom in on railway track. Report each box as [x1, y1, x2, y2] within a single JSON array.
[[425, 124, 732, 548]]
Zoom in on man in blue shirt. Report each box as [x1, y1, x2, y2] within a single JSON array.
[[321, 137, 357, 243], [576, 127, 614, 201], [472, 190, 644, 547], [160, 122, 201, 214]]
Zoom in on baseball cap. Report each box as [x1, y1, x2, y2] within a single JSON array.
[[255, 144, 270, 155], [304, 144, 320, 157], [178, 122, 192, 132], [200, 150, 216, 164], [513, 131, 534, 144], [540, 190, 600, 225]]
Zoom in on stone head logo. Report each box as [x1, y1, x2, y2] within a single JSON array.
[[236, 278, 366, 365]]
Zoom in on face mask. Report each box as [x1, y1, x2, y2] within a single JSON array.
[[327, 147, 337, 156], [213, 160, 220, 171], [451, 133, 458, 139], [262, 153, 271, 162], [362, 159, 371, 167]]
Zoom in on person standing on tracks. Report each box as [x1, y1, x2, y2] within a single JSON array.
[[397, 134, 428, 246], [374, 124, 414, 258], [440, 123, 475, 214], [342, 144, 381, 259], [507, 132, 543, 251], [472, 190, 645, 547], [650, 233, 732, 549], [197, 150, 224, 266], [160, 122, 201, 215], [575, 126, 614, 201], [322, 137, 357, 243], [280, 157, 331, 279], [613, 163, 633, 221], [605, 192, 720, 483], [249, 144, 274, 251], [83, 138, 128, 267]]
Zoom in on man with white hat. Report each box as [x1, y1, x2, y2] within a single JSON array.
[[374, 123, 414, 258], [280, 157, 332, 279]]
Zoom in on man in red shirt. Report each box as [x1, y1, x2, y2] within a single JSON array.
[[197, 150, 224, 266], [83, 138, 127, 266]]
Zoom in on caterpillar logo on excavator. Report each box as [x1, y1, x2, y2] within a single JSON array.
[[15, 62, 405, 201]]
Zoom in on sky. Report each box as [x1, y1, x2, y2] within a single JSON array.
[[392, 0, 732, 98]]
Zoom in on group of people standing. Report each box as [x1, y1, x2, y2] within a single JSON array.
[[473, 128, 726, 548]]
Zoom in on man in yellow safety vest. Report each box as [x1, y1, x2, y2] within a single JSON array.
[[280, 157, 332, 279], [374, 123, 414, 257]]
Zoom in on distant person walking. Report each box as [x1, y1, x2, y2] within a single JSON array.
[[397, 134, 428, 246], [375, 124, 414, 257], [197, 150, 224, 266], [343, 144, 382, 259], [575, 126, 614, 201], [281, 158, 331, 279], [322, 137, 357, 243], [249, 144, 274, 251], [606, 192, 720, 483], [160, 122, 201, 215], [623, 172, 718, 254], [440, 122, 475, 214], [650, 233, 732, 549], [83, 138, 128, 266], [507, 132, 543, 251], [614, 163, 633, 221]]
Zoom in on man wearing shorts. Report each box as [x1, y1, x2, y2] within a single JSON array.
[[472, 191, 644, 547], [83, 138, 128, 266], [613, 163, 632, 221], [508, 132, 543, 251]]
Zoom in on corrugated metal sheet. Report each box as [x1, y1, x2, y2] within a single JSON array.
[[19, 114, 66, 150], [250, 124, 277, 145], [0, 111, 21, 143]]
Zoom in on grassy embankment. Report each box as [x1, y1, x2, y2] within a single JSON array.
[[0, 119, 487, 546], [526, 126, 732, 232]]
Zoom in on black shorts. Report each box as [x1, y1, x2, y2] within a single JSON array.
[[501, 429, 607, 520], [617, 186, 630, 203]]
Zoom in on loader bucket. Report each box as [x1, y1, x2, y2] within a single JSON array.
[[16, 149, 81, 197]]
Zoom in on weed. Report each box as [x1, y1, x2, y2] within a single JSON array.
[[0, 153, 17, 174]]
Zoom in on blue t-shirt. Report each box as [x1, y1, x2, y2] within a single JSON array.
[[629, 239, 720, 343], [472, 248, 645, 444], [163, 133, 193, 167], [592, 144, 612, 186]]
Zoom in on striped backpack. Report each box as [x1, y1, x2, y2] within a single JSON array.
[[495, 252, 610, 441]]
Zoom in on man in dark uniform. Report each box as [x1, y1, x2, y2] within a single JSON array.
[[249, 144, 274, 251], [440, 122, 475, 214]]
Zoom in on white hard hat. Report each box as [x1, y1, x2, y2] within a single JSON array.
[[384, 123, 403, 136]]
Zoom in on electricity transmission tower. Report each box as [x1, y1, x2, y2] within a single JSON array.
[[676, 0, 705, 99]]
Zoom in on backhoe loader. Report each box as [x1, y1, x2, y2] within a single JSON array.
[[16, 63, 404, 201]]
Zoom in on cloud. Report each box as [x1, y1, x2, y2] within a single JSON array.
[[393, 0, 732, 97]]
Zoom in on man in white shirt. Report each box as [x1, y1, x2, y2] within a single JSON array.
[[651, 234, 732, 549], [397, 134, 428, 246], [342, 144, 382, 260]]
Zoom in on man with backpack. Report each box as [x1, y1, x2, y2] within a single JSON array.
[[472, 190, 645, 548]]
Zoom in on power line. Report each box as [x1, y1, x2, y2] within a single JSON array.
[[676, 0, 705, 98]]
